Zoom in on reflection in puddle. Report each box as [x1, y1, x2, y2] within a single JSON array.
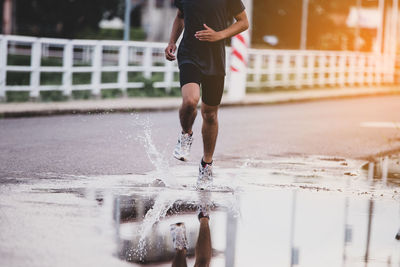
[[0, 155, 399, 267], [363, 154, 400, 186], [115, 191, 219, 264], [111, 187, 400, 267]]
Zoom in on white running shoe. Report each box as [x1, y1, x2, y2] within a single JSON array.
[[173, 132, 193, 161], [170, 222, 188, 250], [197, 191, 211, 220], [197, 161, 213, 190]]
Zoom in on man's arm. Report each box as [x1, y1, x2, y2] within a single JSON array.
[[195, 11, 249, 42], [165, 10, 184, 61]]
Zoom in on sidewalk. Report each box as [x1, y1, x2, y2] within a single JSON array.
[[0, 86, 399, 118]]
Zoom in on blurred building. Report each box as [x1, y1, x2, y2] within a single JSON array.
[[141, 0, 176, 42], [99, 0, 177, 42]]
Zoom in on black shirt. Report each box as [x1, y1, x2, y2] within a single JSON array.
[[174, 0, 245, 76]]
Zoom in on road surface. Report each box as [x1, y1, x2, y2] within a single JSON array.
[[1, 94, 399, 267], [0, 95, 399, 177]]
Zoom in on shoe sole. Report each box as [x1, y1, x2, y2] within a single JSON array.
[[196, 184, 211, 191], [173, 153, 188, 162]]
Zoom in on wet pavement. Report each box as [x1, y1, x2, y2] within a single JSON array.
[[1, 96, 400, 266], [1, 95, 400, 176], [1, 154, 399, 267]]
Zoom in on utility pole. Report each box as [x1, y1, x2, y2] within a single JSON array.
[[376, 0, 385, 53], [123, 0, 132, 41], [391, 0, 399, 55], [2, 0, 13, 34], [355, 0, 362, 51], [300, 0, 309, 50]]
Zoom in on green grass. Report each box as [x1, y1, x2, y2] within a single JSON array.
[[40, 91, 67, 102], [101, 88, 123, 98], [7, 54, 30, 66], [73, 73, 91, 85], [4, 54, 182, 102], [40, 72, 62, 85], [101, 72, 118, 83], [72, 90, 91, 100], [41, 57, 63, 67], [6, 91, 30, 102], [6, 72, 30, 85]]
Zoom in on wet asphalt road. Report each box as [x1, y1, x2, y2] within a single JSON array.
[[0, 95, 399, 177]]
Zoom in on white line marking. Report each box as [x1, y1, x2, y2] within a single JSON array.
[[360, 122, 400, 128]]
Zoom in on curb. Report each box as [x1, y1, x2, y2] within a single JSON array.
[[0, 86, 399, 118], [222, 86, 400, 107]]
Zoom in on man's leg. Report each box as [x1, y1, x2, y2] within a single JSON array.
[[201, 103, 219, 163], [172, 249, 188, 267], [179, 83, 200, 134], [194, 217, 212, 267], [170, 222, 189, 267]]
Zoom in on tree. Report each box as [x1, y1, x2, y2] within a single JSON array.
[[15, 0, 121, 38], [307, 0, 355, 50], [252, 0, 367, 50], [252, 0, 303, 49]]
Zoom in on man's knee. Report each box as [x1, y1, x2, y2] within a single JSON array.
[[201, 108, 218, 123], [182, 98, 198, 113]]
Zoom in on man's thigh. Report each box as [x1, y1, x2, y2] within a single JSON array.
[[180, 64, 201, 102], [201, 75, 224, 106]]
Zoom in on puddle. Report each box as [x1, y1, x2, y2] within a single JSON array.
[[362, 154, 400, 186], [1, 115, 399, 266], [0, 155, 399, 267]]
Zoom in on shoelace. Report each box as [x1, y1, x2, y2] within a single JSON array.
[[200, 165, 212, 180], [180, 135, 192, 151]]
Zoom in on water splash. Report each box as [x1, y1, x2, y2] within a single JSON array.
[[127, 114, 183, 261], [131, 192, 176, 262], [134, 114, 178, 187]]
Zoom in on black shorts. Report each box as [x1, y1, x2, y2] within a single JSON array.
[[179, 64, 225, 106]]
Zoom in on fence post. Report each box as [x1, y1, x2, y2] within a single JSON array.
[[118, 43, 128, 96], [92, 42, 102, 97], [328, 54, 336, 86], [164, 59, 174, 93], [253, 53, 263, 88], [0, 36, 7, 100], [143, 46, 152, 79], [62, 41, 73, 98], [268, 53, 277, 88], [366, 55, 373, 85], [295, 53, 304, 89], [318, 54, 326, 87], [375, 55, 382, 85], [338, 54, 345, 87], [384, 54, 393, 83], [282, 53, 290, 87], [307, 53, 315, 87], [348, 54, 356, 86], [30, 39, 41, 99], [358, 55, 366, 85]]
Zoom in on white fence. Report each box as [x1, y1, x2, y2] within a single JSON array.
[[0, 34, 397, 101], [245, 49, 396, 88]]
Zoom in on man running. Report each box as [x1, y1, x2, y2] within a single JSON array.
[[165, 0, 249, 190]]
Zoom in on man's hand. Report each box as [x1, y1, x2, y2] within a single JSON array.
[[165, 43, 177, 61], [195, 24, 224, 42]]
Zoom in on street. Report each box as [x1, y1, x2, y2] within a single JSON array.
[[0, 95, 399, 177], [2, 0, 400, 265], [1, 95, 400, 267]]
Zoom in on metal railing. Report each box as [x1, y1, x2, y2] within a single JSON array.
[[0, 34, 397, 101], [245, 49, 396, 89]]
